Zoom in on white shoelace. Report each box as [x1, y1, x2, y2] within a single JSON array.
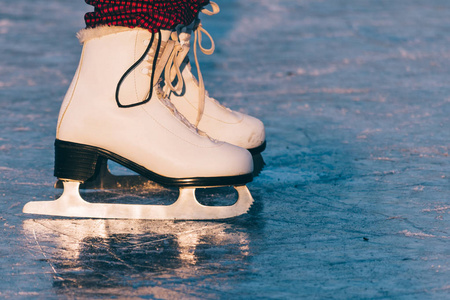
[[165, 2, 220, 127]]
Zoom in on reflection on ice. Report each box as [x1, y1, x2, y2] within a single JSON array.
[[22, 219, 251, 297]]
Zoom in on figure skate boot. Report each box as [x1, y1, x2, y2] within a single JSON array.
[[164, 2, 266, 156]]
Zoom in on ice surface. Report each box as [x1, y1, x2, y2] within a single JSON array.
[[1, 0, 449, 298]]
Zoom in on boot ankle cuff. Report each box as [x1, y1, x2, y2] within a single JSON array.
[[77, 26, 137, 44]]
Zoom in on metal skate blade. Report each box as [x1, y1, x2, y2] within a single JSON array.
[[25, 181, 254, 220]]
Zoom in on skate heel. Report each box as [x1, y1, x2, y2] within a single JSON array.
[[54, 140, 100, 182]]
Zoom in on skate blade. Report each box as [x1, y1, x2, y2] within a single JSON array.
[[24, 181, 253, 220]]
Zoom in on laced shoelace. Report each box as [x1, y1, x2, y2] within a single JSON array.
[[165, 2, 220, 127], [156, 85, 215, 140], [113, 28, 215, 140]]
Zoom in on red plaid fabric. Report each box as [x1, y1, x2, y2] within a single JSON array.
[[85, 0, 210, 32]]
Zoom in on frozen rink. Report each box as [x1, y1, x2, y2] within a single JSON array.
[[1, 0, 450, 298]]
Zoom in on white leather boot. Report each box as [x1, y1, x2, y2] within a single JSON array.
[[23, 26, 255, 220], [164, 9, 266, 155], [54, 26, 253, 186]]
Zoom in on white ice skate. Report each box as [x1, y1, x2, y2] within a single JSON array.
[[164, 2, 266, 155], [23, 26, 254, 220], [54, 4, 265, 190]]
